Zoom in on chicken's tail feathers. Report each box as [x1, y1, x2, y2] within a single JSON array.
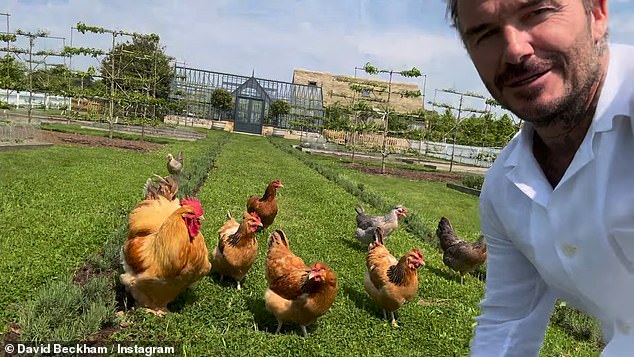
[[143, 174, 179, 201], [143, 177, 157, 199], [373, 227, 385, 244], [367, 227, 385, 250], [177, 151, 184, 163], [268, 229, 290, 250], [355, 205, 365, 215]]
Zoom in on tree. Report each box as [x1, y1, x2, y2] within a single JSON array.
[[209, 88, 233, 120], [387, 111, 410, 135], [323, 103, 352, 131], [0, 55, 27, 91], [100, 35, 174, 100], [492, 114, 518, 147], [269, 99, 291, 126]]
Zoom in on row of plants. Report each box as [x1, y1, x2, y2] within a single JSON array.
[[271, 140, 605, 353]]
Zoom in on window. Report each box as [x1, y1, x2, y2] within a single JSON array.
[[308, 81, 318, 86], [361, 89, 371, 97]]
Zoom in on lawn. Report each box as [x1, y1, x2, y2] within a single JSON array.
[[0, 131, 600, 356]]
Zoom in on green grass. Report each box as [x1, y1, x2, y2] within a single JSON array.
[[0, 129, 227, 332], [302, 150, 481, 239], [40, 122, 180, 144], [0, 132, 601, 356]]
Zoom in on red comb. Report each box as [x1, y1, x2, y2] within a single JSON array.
[[181, 196, 204, 217], [249, 211, 261, 222]]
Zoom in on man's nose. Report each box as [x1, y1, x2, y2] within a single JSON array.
[[502, 26, 533, 64]]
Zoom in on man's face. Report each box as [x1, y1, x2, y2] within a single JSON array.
[[458, 0, 606, 125]]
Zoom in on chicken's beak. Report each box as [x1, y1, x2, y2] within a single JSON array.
[[308, 270, 316, 280], [199, 215, 205, 221]]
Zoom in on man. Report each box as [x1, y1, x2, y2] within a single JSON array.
[[446, 0, 634, 355]]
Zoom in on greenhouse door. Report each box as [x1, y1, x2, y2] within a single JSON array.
[[234, 97, 264, 135]]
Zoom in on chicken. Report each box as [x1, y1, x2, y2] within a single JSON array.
[[436, 217, 487, 284], [355, 205, 407, 245], [265, 229, 337, 337], [211, 211, 263, 290], [364, 227, 424, 327], [120, 177, 211, 317], [247, 180, 283, 230], [143, 175, 179, 201], [167, 152, 183, 176]]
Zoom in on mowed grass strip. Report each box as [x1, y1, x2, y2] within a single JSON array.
[[281, 142, 601, 356], [0, 129, 226, 330], [109, 134, 494, 356]]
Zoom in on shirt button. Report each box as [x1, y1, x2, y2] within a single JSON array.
[[561, 243, 577, 257]]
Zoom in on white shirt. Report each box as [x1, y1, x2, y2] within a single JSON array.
[[472, 43, 634, 357]]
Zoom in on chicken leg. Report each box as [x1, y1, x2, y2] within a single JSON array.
[[300, 325, 308, 337], [275, 321, 283, 334], [389, 312, 399, 327]]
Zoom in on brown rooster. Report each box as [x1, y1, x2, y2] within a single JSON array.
[[436, 217, 487, 284], [364, 227, 424, 327], [120, 178, 211, 317], [211, 211, 263, 290], [265, 230, 337, 337], [247, 180, 283, 229]]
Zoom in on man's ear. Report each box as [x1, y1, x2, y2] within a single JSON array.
[[591, 0, 608, 42]]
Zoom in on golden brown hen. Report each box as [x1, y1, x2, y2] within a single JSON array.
[[436, 217, 487, 284], [265, 229, 337, 337], [211, 211, 263, 289], [364, 227, 424, 327], [120, 178, 211, 316], [247, 180, 283, 230]]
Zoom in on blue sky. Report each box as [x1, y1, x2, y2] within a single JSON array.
[[3, 0, 634, 114]]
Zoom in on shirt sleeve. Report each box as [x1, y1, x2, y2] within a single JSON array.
[[471, 194, 558, 357]]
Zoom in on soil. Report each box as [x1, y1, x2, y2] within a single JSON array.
[[344, 162, 464, 183], [39, 130, 163, 152]]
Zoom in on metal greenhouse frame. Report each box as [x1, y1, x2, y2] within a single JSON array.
[[170, 65, 324, 134]]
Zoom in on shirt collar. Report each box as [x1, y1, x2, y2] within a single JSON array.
[[592, 43, 634, 133]]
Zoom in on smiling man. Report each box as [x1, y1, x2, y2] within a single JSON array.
[[446, 0, 634, 355]]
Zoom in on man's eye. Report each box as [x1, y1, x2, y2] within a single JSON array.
[[529, 7, 554, 18], [477, 29, 498, 44]]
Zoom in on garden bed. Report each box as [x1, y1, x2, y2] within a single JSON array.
[[39, 130, 163, 152], [344, 162, 463, 184]]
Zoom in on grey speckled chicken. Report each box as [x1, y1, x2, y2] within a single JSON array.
[[436, 216, 487, 284], [354, 205, 407, 245]]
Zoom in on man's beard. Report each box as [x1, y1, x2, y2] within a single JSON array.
[[487, 41, 601, 128]]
